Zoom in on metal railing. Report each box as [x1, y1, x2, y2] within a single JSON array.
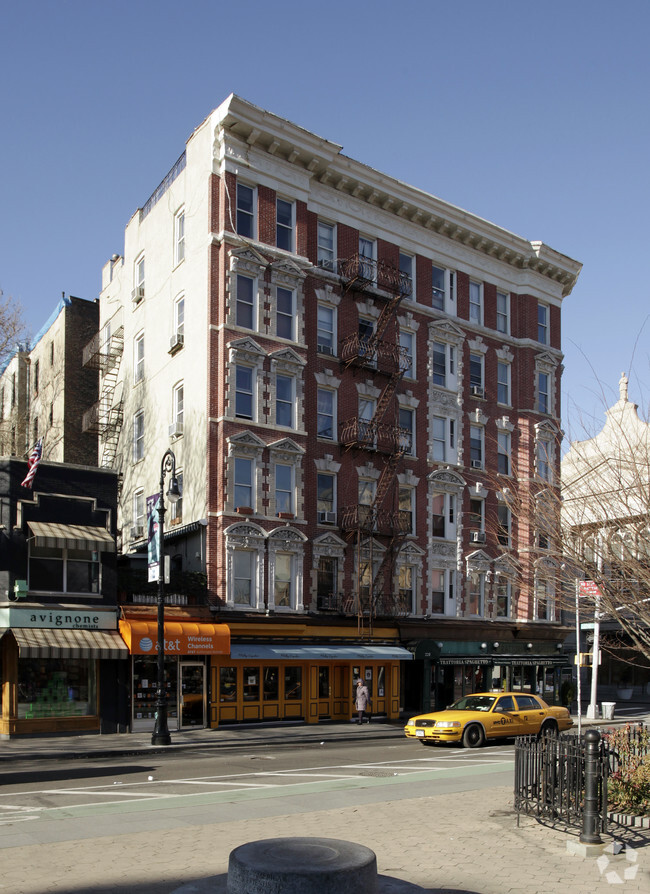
[[514, 731, 609, 833]]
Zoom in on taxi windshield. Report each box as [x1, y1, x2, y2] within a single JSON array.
[[449, 696, 496, 712]]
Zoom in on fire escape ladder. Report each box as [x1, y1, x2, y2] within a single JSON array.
[[81, 310, 125, 471]]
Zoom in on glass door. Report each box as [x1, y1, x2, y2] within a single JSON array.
[[180, 663, 205, 728]]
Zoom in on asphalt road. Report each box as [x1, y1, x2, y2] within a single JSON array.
[[0, 738, 516, 848]]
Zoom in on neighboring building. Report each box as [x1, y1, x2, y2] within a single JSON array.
[[0, 295, 99, 465], [92, 95, 581, 731], [0, 457, 129, 737], [561, 374, 650, 704]]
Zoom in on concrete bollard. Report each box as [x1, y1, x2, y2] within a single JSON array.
[[227, 837, 378, 894]]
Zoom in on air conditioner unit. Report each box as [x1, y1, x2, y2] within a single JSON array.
[[471, 531, 487, 544], [470, 385, 484, 398], [471, 459, 483, 469], [131, 286, 145, 304], [131, 525, 144, 539], [169, 421, 184, 439], [318, 510, 337, 524], [169, 332, 185, 352], [318, 344, 334, 356]]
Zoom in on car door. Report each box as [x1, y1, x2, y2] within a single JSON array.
[[487, 695, 522, 738], [513, 694, 546, 734]]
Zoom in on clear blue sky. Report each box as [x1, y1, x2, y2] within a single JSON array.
[[2, 0, 648, 440]]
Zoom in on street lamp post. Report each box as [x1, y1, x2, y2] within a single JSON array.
[[151, 448, 181, 746]]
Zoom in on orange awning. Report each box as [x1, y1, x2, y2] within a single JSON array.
[[119, 619, 230, 656]]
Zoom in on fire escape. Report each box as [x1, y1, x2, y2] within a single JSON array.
[[81, 308, 125, 470], [338, 255, 412, 636]]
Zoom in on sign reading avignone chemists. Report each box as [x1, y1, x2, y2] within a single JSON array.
[[0, 607, 118, 630]]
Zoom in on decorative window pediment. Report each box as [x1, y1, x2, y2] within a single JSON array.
[[268, 437, 304, 458], [427, 468, 465, 492], [429, 319, 465, 345], [228, 431, 266, 453], [269, 347, 306, 370], [228, 337, 267, 364]]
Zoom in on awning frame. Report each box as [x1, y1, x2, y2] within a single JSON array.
[[28, 521, 116, 553]]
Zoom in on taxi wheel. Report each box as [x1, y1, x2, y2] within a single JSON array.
[[539, 720, 558, 738], [462, 724, 485, 748]]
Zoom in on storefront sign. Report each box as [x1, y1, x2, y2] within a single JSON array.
[[0, 607, 118, 630], [119, 619, 230, 656]]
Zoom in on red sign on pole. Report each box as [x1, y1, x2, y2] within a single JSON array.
[[579, 580, 602, 598]]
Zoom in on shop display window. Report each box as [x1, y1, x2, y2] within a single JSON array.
[[263, 666, 279, 701], [284, 666, 302, 700], [18, 658, 96, 719], [220, 666, 237, 702], [243, 666, 259, 701], [132, 656, 177, 722]]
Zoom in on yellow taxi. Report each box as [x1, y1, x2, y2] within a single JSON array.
[[404, 691, 573, 748]]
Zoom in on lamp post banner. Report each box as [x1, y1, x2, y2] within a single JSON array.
[[147, 493, 161, 583]]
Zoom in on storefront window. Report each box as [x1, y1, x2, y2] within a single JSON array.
[[284, 666, 302, 700], [263, 666, 279, 701], [220, 666, 237, 702], [243, 666, 259, 701], [18, 658, 96, 719], [133, 656, 177, 722]]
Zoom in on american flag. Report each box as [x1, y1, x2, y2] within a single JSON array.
[[21, 438, 43, 488]]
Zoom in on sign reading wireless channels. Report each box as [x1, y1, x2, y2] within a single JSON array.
[[0, 607, 118, 630]]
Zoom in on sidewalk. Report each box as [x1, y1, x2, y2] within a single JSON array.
[[2, 703, 649, 763]]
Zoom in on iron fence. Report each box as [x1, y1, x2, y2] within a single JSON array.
[[514, 732, 609, 832]]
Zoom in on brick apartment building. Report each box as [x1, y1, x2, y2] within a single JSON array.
[[0, 295, 99, 465], [92, 94, 582, 731]]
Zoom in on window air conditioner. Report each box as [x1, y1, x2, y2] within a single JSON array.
[[169, 332, 185, 352], [471, 531, 487, 544], [471, 459, 483, 469], [131, 286, 145, 304], [318, 510, 337, 524], [169, 422, 184, 439], [131, 525, 144, 539], [470, 385, 484, 398], [318, 344, 334, 356]]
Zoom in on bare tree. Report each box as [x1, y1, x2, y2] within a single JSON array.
[[0, 290, 27, 367]]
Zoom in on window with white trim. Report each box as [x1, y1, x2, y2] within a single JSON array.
[[276, 198, 294, 252], [174, 208, 185, 265], [432, 265, 455, 311], [236, 275, 256, 330], [317, 221, 335, 269], [470, 425, 484, 469], [398, 565, 415, 614], [432, 492, 455, 539], [469, 498, 485, 535], [317, 556, 337, 608], [432, 341, 455, 388], [497, 361, 510, 405], [234, 550, 255, 605], [133, 410, 144, 463], [399, 252, 415, 299], [317, 473, 336, 518], [496, 291, 509, 334], [236, 183, 255, 238], [535, 577, 554, 620], [174, 295, 185, 339], [399, 486, 415, 535], [537, 437, 552, 481], [469, 353, 484, 394], [431, 569, 446, 614], [172, 382, 184, 433], [134, 332, 144, 384], [538, 371, 550, 414], [358, 396, 375, 445], [133, 489, 145, 532], [276, 374, 294, 428], [234, 457, 254, 510], [497, 431, 511, 476], [497, 503, 511, 546], [235, 365, 254, 420], [467, 574, 485, 616], [276, 287, 294, 340], [317, 388, 335, 439], [537, 302, 549, 344], [274, 553, 293, 607], [469, 281, 482, 325], [399, 407, 415, 456], [134, 254, 145, 298], [317, 304, 335, 355], [359, 236, 376, 280], [496, 578, 511, 617], [275, 463, 294, 515], [399, 329, 415, 378]]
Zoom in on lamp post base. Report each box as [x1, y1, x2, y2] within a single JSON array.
[[151, 731, 172, 746], [151, 704, 172, 746]]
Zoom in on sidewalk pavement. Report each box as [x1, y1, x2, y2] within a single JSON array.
[[1, 708, 649, 894]]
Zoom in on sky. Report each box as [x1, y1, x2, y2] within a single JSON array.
[[2, 0, 649, 443]]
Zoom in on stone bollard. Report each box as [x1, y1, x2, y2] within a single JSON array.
[[227, 837, 378, 894]]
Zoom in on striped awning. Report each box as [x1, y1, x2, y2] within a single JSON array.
[[28, 522, 115, 553], [8, 627, 129, 659]]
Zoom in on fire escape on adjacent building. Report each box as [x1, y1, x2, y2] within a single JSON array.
[[337, 254, 412, 635], [81, 308, 124, 470]]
